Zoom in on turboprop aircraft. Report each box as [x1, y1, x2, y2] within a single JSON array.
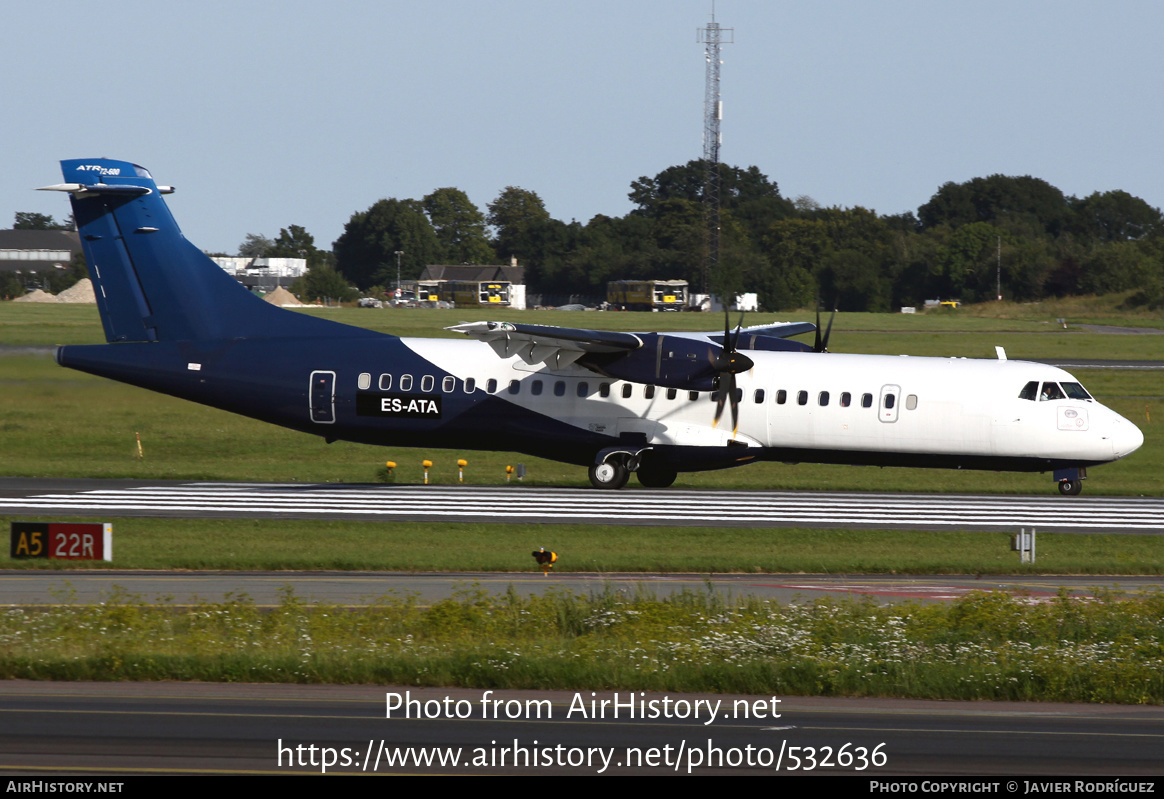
[[40, 159, 1143, 495]]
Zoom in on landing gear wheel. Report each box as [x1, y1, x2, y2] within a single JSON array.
[[589, 461, 630, 490], [1058, 479, 1083, 496], [636, 464, 677, 488]]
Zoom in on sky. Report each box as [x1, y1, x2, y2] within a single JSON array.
[[5, 1, 1164, 255]]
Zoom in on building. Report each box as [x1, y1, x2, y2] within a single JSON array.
[[415, 261, 526, 309], [210, 257, 307, 293], [0, 229, 82, 290]]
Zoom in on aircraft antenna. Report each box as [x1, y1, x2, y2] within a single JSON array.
[[698, 5, 733, 296]]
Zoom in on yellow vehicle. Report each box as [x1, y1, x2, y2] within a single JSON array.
[[440, 280, 511, 306], [416, 281, 443, 302], [607, 280, 688, 311]]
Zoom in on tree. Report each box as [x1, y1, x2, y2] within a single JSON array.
[[423, 188, 495, 264], [289, 263, 358, 303], [487, 187, 551, 262], [332, 199, 442, 289], [1069, 191, 1163, 243], [758, 219, 828, 309], [918, 175, 1070, 238], [267, 225, 328, 269], [628, 160, 788, 216], [238, 233, 273, 258], [14, 212, 72, 230]]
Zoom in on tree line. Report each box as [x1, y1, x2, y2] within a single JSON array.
[[13, 163, 1164, 310], [309, 161, 1164, 310]]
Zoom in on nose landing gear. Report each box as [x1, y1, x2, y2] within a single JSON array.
[[1054, 467, 1086, 496]]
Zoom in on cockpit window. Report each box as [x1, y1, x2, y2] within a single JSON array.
[[1061, 381, 1092, 400], [1018, 381, 1038, 401], [1039, 382, 1065, 401]]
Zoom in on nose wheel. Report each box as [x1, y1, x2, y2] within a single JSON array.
[[1058, 479, 1083, 496]]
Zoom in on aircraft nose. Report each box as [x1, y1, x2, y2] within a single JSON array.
[[1110, 416, 1145, 459]]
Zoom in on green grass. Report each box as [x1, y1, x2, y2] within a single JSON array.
[[2, 586, 1163, 703], [4, 516, 1164, 574]]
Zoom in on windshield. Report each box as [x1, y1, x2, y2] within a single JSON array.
[[1060, 381, 1092, 400]]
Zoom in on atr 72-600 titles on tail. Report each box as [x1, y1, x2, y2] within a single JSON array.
[[41, 159, 1143, 494]]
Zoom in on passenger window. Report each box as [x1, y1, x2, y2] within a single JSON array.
[[906, 394, 918, 410], [861, 393, 873, 408], [797, 390, 808, 406], [666, 388, 677, 400], [486, 378, 497, 394], [840, 392, 851, 407], [442, 376, 455, 393], [1040, 382, 1065, 401], [884, 394, 896, 410], [622, 384, 633, 399], [577, 382, 589, 397], [379, 374, 393, 391], [508, 380, 520, 395], [400, 374, 413, 391], [464, 377, 476, 393], [554, 381, 566, 397], [531, 380, 543, 396], [689, 391, 700, 401], [818, 391, 829, 407], [599, 383, 611, 398], [358, 373, 371, 390], [420, 375, 434, 392], [776, 390, 787, 405], [1018, 381, 1039, 401], [734, 388, 742, 403], [754, 389, 765, 403], [644, 385, 655, 400]]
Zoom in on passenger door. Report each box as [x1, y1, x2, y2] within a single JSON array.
[[310, 370, 336, 424]]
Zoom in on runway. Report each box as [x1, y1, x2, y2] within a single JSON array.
[[3, 682, 1163, 776], [1, 478, 1161, 533]]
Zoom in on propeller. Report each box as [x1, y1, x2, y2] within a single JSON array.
[[710, 310, 754, 438], [813, 301, 837, 353]]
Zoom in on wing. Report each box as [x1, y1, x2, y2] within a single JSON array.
[[446, 321, 642, 370], [447, 319, 815, 389]]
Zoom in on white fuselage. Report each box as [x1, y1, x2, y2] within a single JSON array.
[[402, 339, 1143, 468]]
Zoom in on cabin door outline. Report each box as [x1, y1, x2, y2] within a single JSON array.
[[310, 370, 336, 424], [878, 384, 901, 423]]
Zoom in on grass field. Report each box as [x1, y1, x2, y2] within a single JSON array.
[[1, 299, 1161, 574], [3, 299, 1163, 699], [3, 585, 1163, 703], [3, 516, 1164, 574]]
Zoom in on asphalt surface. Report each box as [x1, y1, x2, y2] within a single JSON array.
[[2, 570, 1162, 608], [3, 682, 1164, 776], [2, 479, 1161, 533]]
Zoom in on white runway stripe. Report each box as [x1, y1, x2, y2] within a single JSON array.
[[0, 483, 1159, 532]]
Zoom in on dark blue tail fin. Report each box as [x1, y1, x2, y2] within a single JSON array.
[[44, 158, 353, 343]]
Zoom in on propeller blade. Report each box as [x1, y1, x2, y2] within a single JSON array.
[[820, 306, 836, 353], [728, 373, 740, 438], [813, 303, 823, 353], [712, 378, 727, 429]]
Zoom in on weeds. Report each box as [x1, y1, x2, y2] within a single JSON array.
[[3, 585, 1162, 703]]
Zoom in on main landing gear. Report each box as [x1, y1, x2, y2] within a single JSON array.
[[588, 461, 630, 490], [588, 446, 677, 489]]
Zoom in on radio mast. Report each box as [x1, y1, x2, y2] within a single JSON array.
[[698, 6, 733, 295]]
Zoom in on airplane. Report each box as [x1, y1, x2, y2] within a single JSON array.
[[40, 158, 1143, 496]]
